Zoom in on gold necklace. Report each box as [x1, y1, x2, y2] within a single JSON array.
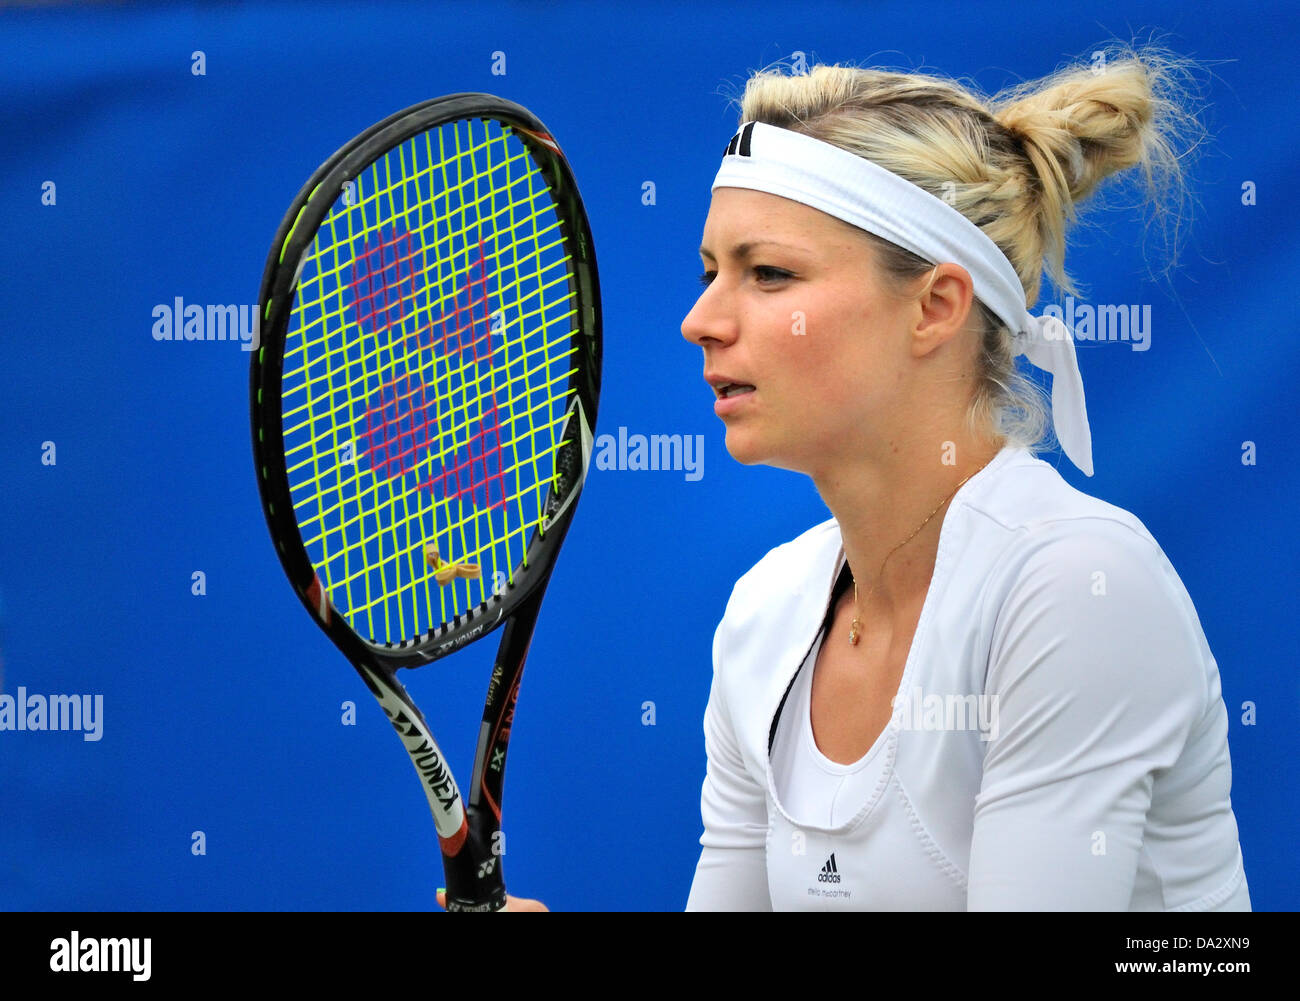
[[847, 465, 985, 646]]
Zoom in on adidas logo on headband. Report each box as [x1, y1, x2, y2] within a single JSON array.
[[723, 121, 757, 157]]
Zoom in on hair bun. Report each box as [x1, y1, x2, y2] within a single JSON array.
[[995, 109, 1089, 194]]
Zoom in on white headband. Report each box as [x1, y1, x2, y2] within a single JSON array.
[[712, 120, 1094, 477]]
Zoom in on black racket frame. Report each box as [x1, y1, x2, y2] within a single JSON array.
[[250, 93, 601, 911]]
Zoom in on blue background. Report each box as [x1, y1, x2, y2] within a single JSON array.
[[0, 1, 1295, 911]]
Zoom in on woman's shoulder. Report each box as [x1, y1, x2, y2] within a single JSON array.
[[724, 448, 1173, 592], [729, 516, 841, 595], [968, 447, 1159, 544], [973, 450, 1217, 687], [715, 446, 1204, 651], [948, 448, 1202, 606], [713, 517, 840, 662]]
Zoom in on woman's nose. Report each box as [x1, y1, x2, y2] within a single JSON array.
[[681, 282, 736, 348]]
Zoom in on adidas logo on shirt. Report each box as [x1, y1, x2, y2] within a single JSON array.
[[805, 850, 851, 900]]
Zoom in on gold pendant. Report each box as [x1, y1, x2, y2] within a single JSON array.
[[848, 618, 861, 646]]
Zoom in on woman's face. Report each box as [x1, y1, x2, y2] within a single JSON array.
[[681, 187, 925, 476]]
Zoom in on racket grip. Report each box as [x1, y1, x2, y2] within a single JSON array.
[[441, 807, 507, 912]]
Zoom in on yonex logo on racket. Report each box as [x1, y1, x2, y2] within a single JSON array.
[[348, 227, 510, 512], [435, 609, 503, 654]]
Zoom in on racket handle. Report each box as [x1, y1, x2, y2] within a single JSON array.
[[441, 809, 507, 912]]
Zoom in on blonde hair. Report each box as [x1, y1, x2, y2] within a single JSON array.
[[731, 41, 1209, 454]]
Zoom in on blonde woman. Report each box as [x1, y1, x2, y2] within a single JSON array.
[[681, 46, 1249, 910]]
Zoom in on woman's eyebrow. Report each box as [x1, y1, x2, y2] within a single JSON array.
[[698, 240, 807, 260]]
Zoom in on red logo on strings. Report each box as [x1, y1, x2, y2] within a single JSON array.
[[348, 226, 505, 511]]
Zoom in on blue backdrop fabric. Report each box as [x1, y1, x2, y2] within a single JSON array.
[[0, 1, 1295, 911]]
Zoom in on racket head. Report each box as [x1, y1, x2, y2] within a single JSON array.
[[251, 93, 601, 672]]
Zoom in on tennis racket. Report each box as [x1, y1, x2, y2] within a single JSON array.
[[250, 93, 601, 912]]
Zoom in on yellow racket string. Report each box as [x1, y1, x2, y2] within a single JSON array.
[[292, 363, 576, 548], [280, 117, 579, 644]]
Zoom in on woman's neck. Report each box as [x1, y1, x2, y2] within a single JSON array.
[[814, 430, 1005, 623]]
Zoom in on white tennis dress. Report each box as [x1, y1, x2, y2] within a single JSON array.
[[685, 444, 1250, 911]]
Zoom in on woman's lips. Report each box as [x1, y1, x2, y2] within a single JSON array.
[[713, 383, 755, 416]]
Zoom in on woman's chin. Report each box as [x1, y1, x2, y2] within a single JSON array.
[[721, 428, 760, 466], [723, 429, 783, 468], [723, 428, 815, 474]]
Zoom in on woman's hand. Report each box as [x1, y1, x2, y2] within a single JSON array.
[[435, 888, 549, 912]]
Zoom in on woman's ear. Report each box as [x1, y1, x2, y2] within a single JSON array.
[[910, 263, 975, 358]]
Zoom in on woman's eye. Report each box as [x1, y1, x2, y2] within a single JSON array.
[[696, 267, 790, 288]]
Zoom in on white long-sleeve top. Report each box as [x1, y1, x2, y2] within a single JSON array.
[[685, 444, 1250, 911]]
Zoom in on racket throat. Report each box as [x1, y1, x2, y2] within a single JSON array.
[[359, 665, 468, 843], [468, 721, 495, 810], [359, 662, 508, 911]]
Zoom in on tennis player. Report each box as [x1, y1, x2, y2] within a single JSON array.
[[681, 47, 1250, 910]]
